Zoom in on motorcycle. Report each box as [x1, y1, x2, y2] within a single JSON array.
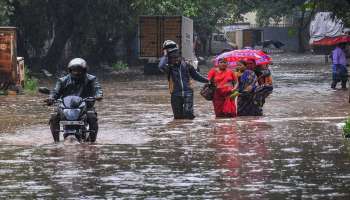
[[39, 87, 98, 143]]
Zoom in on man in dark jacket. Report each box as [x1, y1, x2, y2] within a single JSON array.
[[159, 40, 208, 119], [47, 58, 103, 142]]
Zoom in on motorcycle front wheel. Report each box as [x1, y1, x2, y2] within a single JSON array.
[[87, 119, 98, 142]]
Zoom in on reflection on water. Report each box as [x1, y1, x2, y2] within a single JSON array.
[[0, 54, 350, 199]]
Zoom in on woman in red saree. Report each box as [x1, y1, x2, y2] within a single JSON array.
[[208, 58, 238, 118]]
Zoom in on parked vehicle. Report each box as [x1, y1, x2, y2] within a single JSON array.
[[39, 87, 97, 143], [210, 32, 236, 55], [139, 16, 198, 74], [210, 28, 263, 55]]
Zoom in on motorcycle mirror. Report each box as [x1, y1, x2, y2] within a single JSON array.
[[38, 87, 51, 95]]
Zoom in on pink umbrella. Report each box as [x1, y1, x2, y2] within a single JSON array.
[[214, 49, 272, 69]]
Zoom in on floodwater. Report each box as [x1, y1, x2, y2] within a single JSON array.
[[1, 54, 350, 199]]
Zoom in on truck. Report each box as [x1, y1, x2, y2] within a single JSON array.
[[210, 28, 263, 55], [0, 27, 25, 94], [138, 16, 197, 74]]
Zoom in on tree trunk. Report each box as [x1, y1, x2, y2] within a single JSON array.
[[43, 22, 74, 73], [124, 32, 137, 65], [297, 27, 305, 53], [208, 33, 213, 56], [199, 34, 209, 57], [202, 38, 208, 56], [94, 32, 119, 65], [43, 0, 85, 73], [8, 1, 30, 66], [297, 9, 306, 53], [298, 1, 316, 53], [16, 30, 30, 65]]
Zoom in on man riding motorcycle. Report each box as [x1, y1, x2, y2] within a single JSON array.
[[47, 58, 103, 143]]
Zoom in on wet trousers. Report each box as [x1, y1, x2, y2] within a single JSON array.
[[237, 92, 263, 116], [331, 64, 348, 89], [237, 86, 273, 116], [171, 93, 195, 119]]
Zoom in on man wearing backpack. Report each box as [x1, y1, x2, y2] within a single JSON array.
[[159, 40, 208, 119]]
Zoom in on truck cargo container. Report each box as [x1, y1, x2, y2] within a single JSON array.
[[139, 16, 197, 74], [0, 27, 25, 93]]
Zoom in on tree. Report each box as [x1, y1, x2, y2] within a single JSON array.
[[0, 0, 13, 25], [43, 0, 87, 72], [2, 0, 242, 71], [193, 0, 235, 55], [7, 0, 134, 72], [4, 0, 347, 72], [235, 0, 350, 52], [7, 0, 51, 65], [316, 0, 350, 25]]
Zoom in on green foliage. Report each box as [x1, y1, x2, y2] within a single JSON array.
[[134, 0, 236, 36], [112, 61, 129, 71], [9, 0, 51, 55], [2, 0, 349, 71], [343, 118, 350, 138], [288, 28, 297, 37], [302, 0, 317, 10], [0, 0, 13, 25], [0, 0, 248, 69], [24, 67, 38, 93], [317, 0, 350, 26], [240, 0, 350, 27]]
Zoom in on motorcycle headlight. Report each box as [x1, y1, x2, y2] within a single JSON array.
[[63, 109, 81, 121]]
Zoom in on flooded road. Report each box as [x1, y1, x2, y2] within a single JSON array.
[[1, 54, 350, 199]]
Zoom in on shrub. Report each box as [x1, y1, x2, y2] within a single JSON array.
[[24, 67, 38, 93], [112, 61, 128, 71], [343, 118, 350, 138]]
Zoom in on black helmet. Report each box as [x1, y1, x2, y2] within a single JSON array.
[[163, 40, 179, 54], [68, 58, 87, 80]]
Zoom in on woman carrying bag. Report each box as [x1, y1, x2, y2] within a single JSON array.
[[207, 58, 239, 118]]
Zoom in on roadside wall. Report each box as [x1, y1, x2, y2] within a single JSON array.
[[261, 27, 300, 52]]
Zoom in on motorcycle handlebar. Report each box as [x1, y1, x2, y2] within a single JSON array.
[[83, 97, 96, 102], [44, 97, 99, 106], [43, 98, 61, 105]]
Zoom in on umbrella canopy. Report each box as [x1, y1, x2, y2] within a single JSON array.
[[312, 35, 350, 46], [214, 49, 272, 69]]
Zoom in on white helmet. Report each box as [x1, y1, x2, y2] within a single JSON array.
[[68, 58, 87, 71], [162, 40, 178, 53]]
